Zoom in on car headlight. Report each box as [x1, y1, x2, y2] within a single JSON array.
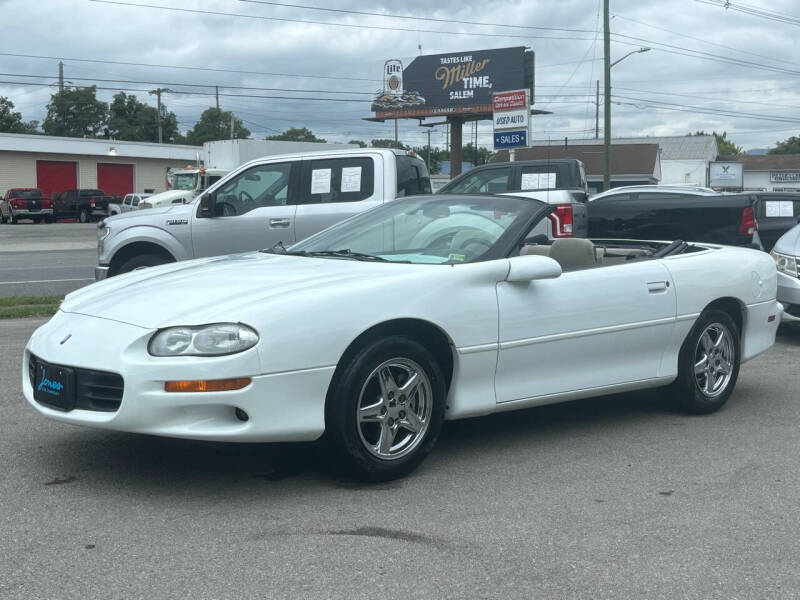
[[148, 323, 259, 356], [98, 223, 110, 241], [770, 250, 797, 277]]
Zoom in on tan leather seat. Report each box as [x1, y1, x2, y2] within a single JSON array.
[[520, 244, 551, 257], [548, 238, 597, 270]]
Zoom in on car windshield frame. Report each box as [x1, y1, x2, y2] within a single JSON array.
[[284, 193, 550, 265]]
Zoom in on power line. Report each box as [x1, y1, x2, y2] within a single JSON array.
[[0, 52, 380, 83], [237, 0, 597, 34], [87, 0, 598, 42], [696, 0, 800, 27]]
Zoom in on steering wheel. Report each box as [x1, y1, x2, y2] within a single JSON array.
[[219, 202, 237, 216], [239, 190, 254, 206]]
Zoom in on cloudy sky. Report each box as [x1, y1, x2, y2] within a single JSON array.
[[1, 0, 798, 151]]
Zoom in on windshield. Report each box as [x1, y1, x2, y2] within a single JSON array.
[[288, 194, 540, 264], [173, 173, 197, 190]]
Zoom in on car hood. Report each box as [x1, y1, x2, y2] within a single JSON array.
[[773, 223, 800, 255], [61, 252, 425, 329]]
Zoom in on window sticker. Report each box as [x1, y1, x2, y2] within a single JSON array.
[[341, 166, 362, 193], [780, 201, 794, 217], [765, 201, 779, 217], [521, 172, 556, 190], [311, 168, 332, 194]]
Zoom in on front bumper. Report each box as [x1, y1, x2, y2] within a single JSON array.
[[94, 266, 110, 281], [23, 311, 332, 442], [776, 271, 800, 322]]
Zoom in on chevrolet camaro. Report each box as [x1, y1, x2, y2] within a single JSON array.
[[23, 194, 781, 480]]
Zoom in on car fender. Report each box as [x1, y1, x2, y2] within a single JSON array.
[[104, 223, 192, 266]]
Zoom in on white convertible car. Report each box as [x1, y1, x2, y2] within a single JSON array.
[[23, 194, 781, 480]]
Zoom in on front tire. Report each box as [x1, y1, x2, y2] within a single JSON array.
[[668, 308, 740, 414], [116, 253, 171, 275], [325, 335, 447, 481]]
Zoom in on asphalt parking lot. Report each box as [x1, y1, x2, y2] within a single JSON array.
[[2, 313, 799, 599], [0, 223, 96, 298]]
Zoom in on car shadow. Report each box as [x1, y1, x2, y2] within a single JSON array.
[[30, 388, 676, 493]]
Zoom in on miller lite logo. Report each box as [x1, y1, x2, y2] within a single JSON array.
[[384, 59, 403, 96]]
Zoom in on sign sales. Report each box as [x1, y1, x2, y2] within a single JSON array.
[[492, 89, 530, 150]]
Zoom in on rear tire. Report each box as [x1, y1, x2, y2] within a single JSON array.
[[10, 214, 18, 224], [78, 208, 89, 223], [325, 335, 447, 481], [667, 308, 740, 414], [45, 215, 55, 224], [0, 213, 7, 224]]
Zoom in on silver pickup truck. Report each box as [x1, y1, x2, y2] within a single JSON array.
[[95, 148, 432, 278]]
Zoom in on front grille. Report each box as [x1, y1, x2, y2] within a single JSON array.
[[29, 353, 124, 412]]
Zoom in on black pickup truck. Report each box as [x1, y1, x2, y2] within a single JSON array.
[[587, 189, 761, 247], [54, 189, 110, 223]]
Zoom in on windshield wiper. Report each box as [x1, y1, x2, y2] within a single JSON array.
[[296, 249, 389, 262]]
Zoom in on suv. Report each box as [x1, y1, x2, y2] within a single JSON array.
[[0, 188, 54, 224], [438, 159, 589, 239], [96, 149, 431, 278], [55, 189, 109, 223]]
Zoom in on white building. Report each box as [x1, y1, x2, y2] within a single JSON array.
[[0, 133, 200, 198], [532, 135, 718, 186], [735, 155, 800, 193]]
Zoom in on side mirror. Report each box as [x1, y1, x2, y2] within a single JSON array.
[[199, 191, 215, 217], [506, 255, 562, 283]]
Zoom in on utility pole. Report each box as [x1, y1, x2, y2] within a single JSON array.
[[148, 88, 172, 144], [595, 79, 600, 139], [394, 119, 398, 147], [58, 61, 64, 93], [426, 129, 431, 171], [603, 0, 611, 190], [230, 113, 235, 139], [215, 86, 220, 110]]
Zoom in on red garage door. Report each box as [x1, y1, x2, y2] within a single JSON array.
[[36, 160, 78, 198], [97, 163, 134, 198]]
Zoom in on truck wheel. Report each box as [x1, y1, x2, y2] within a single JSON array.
[[667, 308, 740, 414], [78, 209, 89, 223], [10, 214, 18, 224], [117, 253, 171, 275], [45, 215, 55, 224], [0, 213, 7, 224]]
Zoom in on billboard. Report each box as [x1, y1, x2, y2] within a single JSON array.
[[372, 47, 528, 119], [709, 162, 743, 188]]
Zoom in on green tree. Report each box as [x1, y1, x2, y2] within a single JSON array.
[[689, 130, 742, 156], [768, 136, 800, 155], [42, 86, 108, 138], [186, 108, 250, 145], [348, 139, 367, 148], [267, 127, 326, 143], [462, 143, 492, 166], [410, 145, 442, 174], [370, 138, 407, 149], [105, 92, 179, 143], [0, 97, 39, 133]]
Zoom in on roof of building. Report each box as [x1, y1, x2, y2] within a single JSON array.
[[530, 135, 718, 161], [719, 154, 800, 170], [0, 132, 200, 161], [492, 143, 660, 177]]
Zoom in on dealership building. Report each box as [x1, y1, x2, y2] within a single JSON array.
[[0, 133, 200, 198]]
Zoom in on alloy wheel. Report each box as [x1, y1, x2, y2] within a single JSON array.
[[356, 358, 433, 460], [693, 322, 735, 398]]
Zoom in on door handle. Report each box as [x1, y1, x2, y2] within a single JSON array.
[[647, 281, 669, 293], [269, 218, 291, 228]]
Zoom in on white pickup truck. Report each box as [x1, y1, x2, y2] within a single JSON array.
[[95, 148, 432, 278]]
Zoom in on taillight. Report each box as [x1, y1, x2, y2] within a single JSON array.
[[90, 198, 96, 207], [739, 206, 757, 236], [41, 198, 53, 209], [12, 198, 25, 209], [547, 204, 574, 238]]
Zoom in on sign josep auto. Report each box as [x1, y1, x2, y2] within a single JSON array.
[[371, 47, 527, 118]]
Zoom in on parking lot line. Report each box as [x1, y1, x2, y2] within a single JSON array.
[[0, 278, 94, 285]]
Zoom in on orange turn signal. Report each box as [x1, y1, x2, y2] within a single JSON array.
[[164, 378, 252, 393]]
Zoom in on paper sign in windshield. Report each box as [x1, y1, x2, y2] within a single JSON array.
[[521, 172, 556, 190], [311, 168, 332, 194], [765, 201, 794, 217], [341, 166, 362, 192]]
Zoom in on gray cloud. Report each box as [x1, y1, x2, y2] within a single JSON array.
[[1, 0, 798, 150]]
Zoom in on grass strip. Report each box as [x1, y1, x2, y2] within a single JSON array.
[[0, 304, 60, 319], [0, 296, 63, 307]]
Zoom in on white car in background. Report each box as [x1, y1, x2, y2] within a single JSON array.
[[137, 190, 194, 210], [770, 223, 800, 321], [109, 193, 152, 215], [24, 194, 780, 480]]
